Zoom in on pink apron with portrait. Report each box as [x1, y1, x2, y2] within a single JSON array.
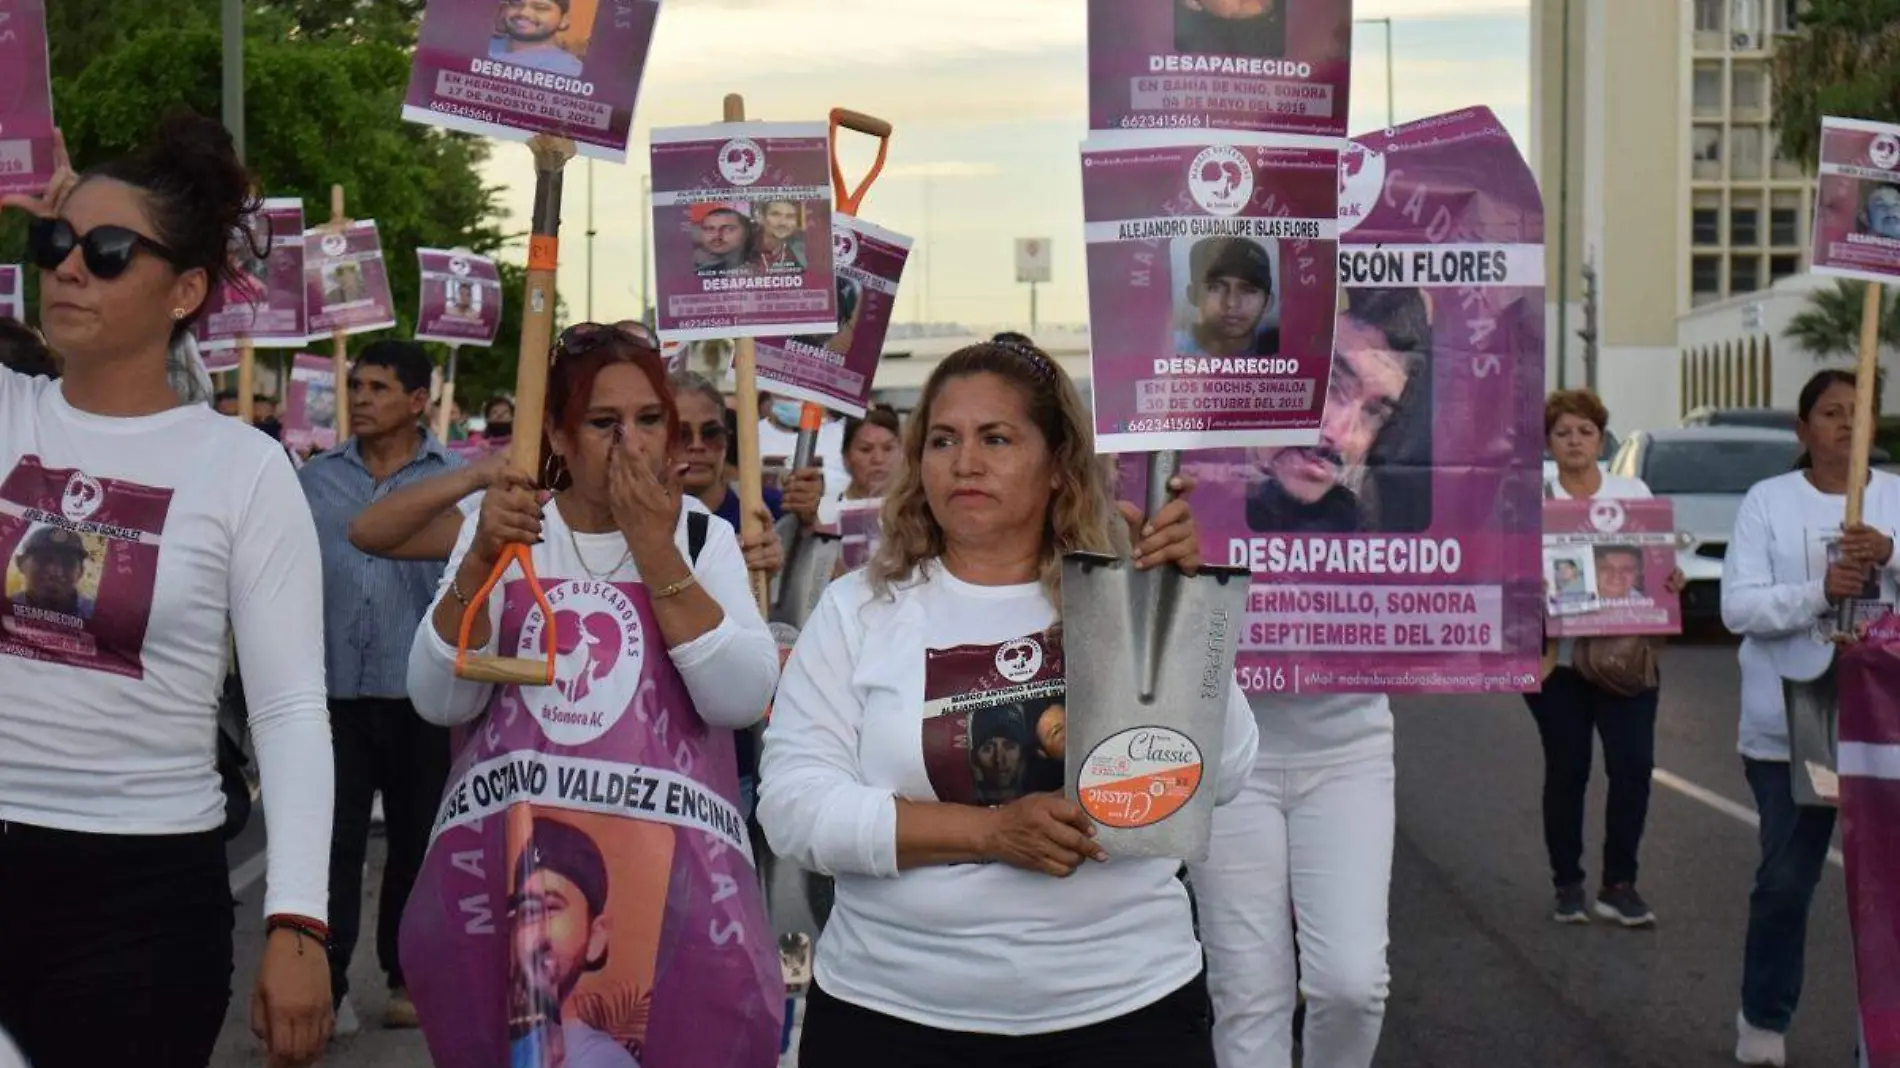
[[1838, 633, 1900, 1066], [400, 576, 782, 1068]]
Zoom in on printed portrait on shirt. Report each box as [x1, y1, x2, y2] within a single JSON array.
[[1174, 0, 1287, 59], [0, 458, 172, 679], [921, 632, 1067, 807], [507, 811, 669, 1068]]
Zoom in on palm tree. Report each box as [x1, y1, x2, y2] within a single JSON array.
[[1770, 0, 1900, 169], [1784, 279, 1900, 361]]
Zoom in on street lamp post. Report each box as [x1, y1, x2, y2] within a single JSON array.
[[221, 0, 244, 159], [1353, 17, 1395, 127]]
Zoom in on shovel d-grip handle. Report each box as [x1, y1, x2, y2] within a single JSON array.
[[828, 107, 893, 217], [455, 542, 558, 686]]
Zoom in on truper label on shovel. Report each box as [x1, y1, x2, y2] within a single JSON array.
[[1078, 726, 1205, 829]]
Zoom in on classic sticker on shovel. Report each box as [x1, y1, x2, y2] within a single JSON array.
[[1078, 726, 1205, 829]]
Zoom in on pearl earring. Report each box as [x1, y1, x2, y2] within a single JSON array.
[[170, 308, 186, 321]]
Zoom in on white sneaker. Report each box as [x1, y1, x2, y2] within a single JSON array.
[[1735, 1011, 1786, 1066], [334, 996, 362, 1037]]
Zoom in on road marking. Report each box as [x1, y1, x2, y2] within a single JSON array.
[[1652, 768, 1845, 869], [230, 849, 269, 895]]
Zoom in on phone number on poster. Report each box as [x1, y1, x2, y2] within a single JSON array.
[[1116, 113, 1208, 130], [1122, 416, 1210, 433]]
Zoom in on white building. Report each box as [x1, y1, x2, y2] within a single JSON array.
[[1677, 272, 1895, 411]]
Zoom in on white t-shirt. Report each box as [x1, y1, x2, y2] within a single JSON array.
[[1250, 692, 1393, 768], [758, 565, 1260, 1035], [757, 416, 848, 505], [1722, 470, 1900, 760], [407, 495, 779, 731], [1546, 472, 1656, 666], [0, 371, 332, 921]]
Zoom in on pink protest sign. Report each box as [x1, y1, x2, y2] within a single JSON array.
[[1088, 0, 1354, 137], [0, 265, 21, 322], [303, 221, 398, 338], [1541, 499, 1683, 638], [416, 248, 503, 347], [1811, 117, 1900, 285], [1081, 129, 1339, 453], [282, 353, 339, 453], [650, 122, 838, 342], [1837, 639, 1900, 1066], [403, 0, 659, 162], [0, 0, 55, 199], [1120, 108, 1546, 695], [195, 199, 311, 352], [753, 214, 910, 418], [837, 497, 883, 573]]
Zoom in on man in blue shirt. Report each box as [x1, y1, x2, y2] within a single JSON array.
[[298, 341, 461, 1033]]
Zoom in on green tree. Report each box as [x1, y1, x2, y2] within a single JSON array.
[[1784, 278, 1900, 360], [1771, 0, 1900, 168], [8, 1, 537, 401]]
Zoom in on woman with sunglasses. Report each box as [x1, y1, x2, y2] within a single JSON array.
[[0, 117, 334, 1068], [402, 325, 782, 1063]]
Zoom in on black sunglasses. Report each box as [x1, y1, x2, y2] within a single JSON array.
[[555, 322, 660, 363], [27, 217, 182, 280], [677, 420, 728, 446]]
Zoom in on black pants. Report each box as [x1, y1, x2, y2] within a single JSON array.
[[799, 973, 1215, 1068], [0, 822, 233, 1068], [327, 697, 451, 1004], [1524, 667, 1659, 888]]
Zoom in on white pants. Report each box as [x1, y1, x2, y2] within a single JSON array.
[[1188, 750, 1395, 1068]]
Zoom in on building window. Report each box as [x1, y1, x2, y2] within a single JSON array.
[[1732, 126, 1765, 179], [1694, 192, 1723, 245], [1732, 196, 1762, 245], [1695, 63, 1725, 116], [1770, 253, 1801, 281], [1731, 0, 1764, 49], [1733, 63, 1767, 116], [1732, 255, 1762, 293], [1771, 191, 1802, 245], [1771, 130, 1805, 179], [1694, 255, 1724, 304], [1694, 126, 1724, 181], [1772, 0, 1801, 32], [1696, 0, 1725, 33]]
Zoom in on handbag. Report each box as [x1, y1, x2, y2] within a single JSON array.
[[1572, 635, 1661, 698]]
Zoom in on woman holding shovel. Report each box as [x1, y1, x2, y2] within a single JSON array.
[[758, 338, 1259, 1065], [0, 116, 334, 1068]]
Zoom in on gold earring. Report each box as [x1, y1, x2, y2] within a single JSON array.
[[170, 309, 186, 321]]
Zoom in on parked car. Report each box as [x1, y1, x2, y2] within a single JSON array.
[[1681, 406, 1799, 432]]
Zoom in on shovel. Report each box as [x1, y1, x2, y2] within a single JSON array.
[[1061, 452, 1250, 862]]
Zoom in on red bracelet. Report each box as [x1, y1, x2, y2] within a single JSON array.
[[266, 914, 331, 945]]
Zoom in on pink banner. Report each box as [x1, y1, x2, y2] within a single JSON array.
[[1836, 637, 1900, 1066], [752, 214, 910, 418], [195, 199, 311, 351], [1542, 499, 1683, 638], [281, 353, 338, 453], [1088, 0, 1354, 138], [837, 498, 883, 573], [303, 221, 398, 339], [0, 0, 55, 199], [650, 122, 838, 342], [402, 0, 659, 162], [0, 265, 21, 322], [1119, 109, 1546, 695], [416, 248, 503, 347], [1081, 129, 1340, 452], [1812, 117, 1900, 286]]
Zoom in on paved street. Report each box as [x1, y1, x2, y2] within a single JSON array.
[[212, 642, 1861, 1067]]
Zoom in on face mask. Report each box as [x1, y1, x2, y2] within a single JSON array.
[[770, 400, 803, 427]]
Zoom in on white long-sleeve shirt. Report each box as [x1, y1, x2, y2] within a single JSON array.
[[0, 371, 333, 921], [1722, 469, 1900, 760], [407, 495, 778, 730], [758, 564, 1260, 1035]]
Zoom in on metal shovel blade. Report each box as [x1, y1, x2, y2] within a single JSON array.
[[1784, 664, 1841, 808], [1061, 552, 1250, 862], [770, 525, 843, 631]]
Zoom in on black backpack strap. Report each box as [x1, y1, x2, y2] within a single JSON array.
[[688, 510, 710, 566]]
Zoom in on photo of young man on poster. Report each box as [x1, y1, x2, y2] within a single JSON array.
[[1242, 287, 1434, 535], [1173, 236, 1281, 359], [1858, 182, 1900, 241], [508, 818, 641, 1068], [447, 280, 481, 320], [752, 199, 806, 272], [488, 0, 587, 76], [691, 204, 754, 277], [1174, 0, 1286, 58], [5, 525, 99, 623]]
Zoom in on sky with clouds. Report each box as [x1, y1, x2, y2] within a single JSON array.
[[480, 0, 1531, 334]]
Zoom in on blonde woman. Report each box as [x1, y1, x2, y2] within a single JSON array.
[[759, 339, 1259, 1065]]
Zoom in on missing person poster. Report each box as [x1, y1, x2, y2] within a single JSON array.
[[281, 353, 339, 454], [0, 0, 55, 199], [1081, 129, 1339, 453], [195, 199, 310, 351], [650, 122, 838, 342], [403, 0, 660, 162], [1122, 108, 1546, 695], [0, 265, 21, 322], [752, 215, 910, 418], [1542, 499, 1683, 638], [400, 578, 782, 1068], [1811, 116, 1900, 285], [416, 248, 503, 347], [1088, 0, 1354, 137], [303, 221, 398, 338], [836, 497, 883, 572]]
